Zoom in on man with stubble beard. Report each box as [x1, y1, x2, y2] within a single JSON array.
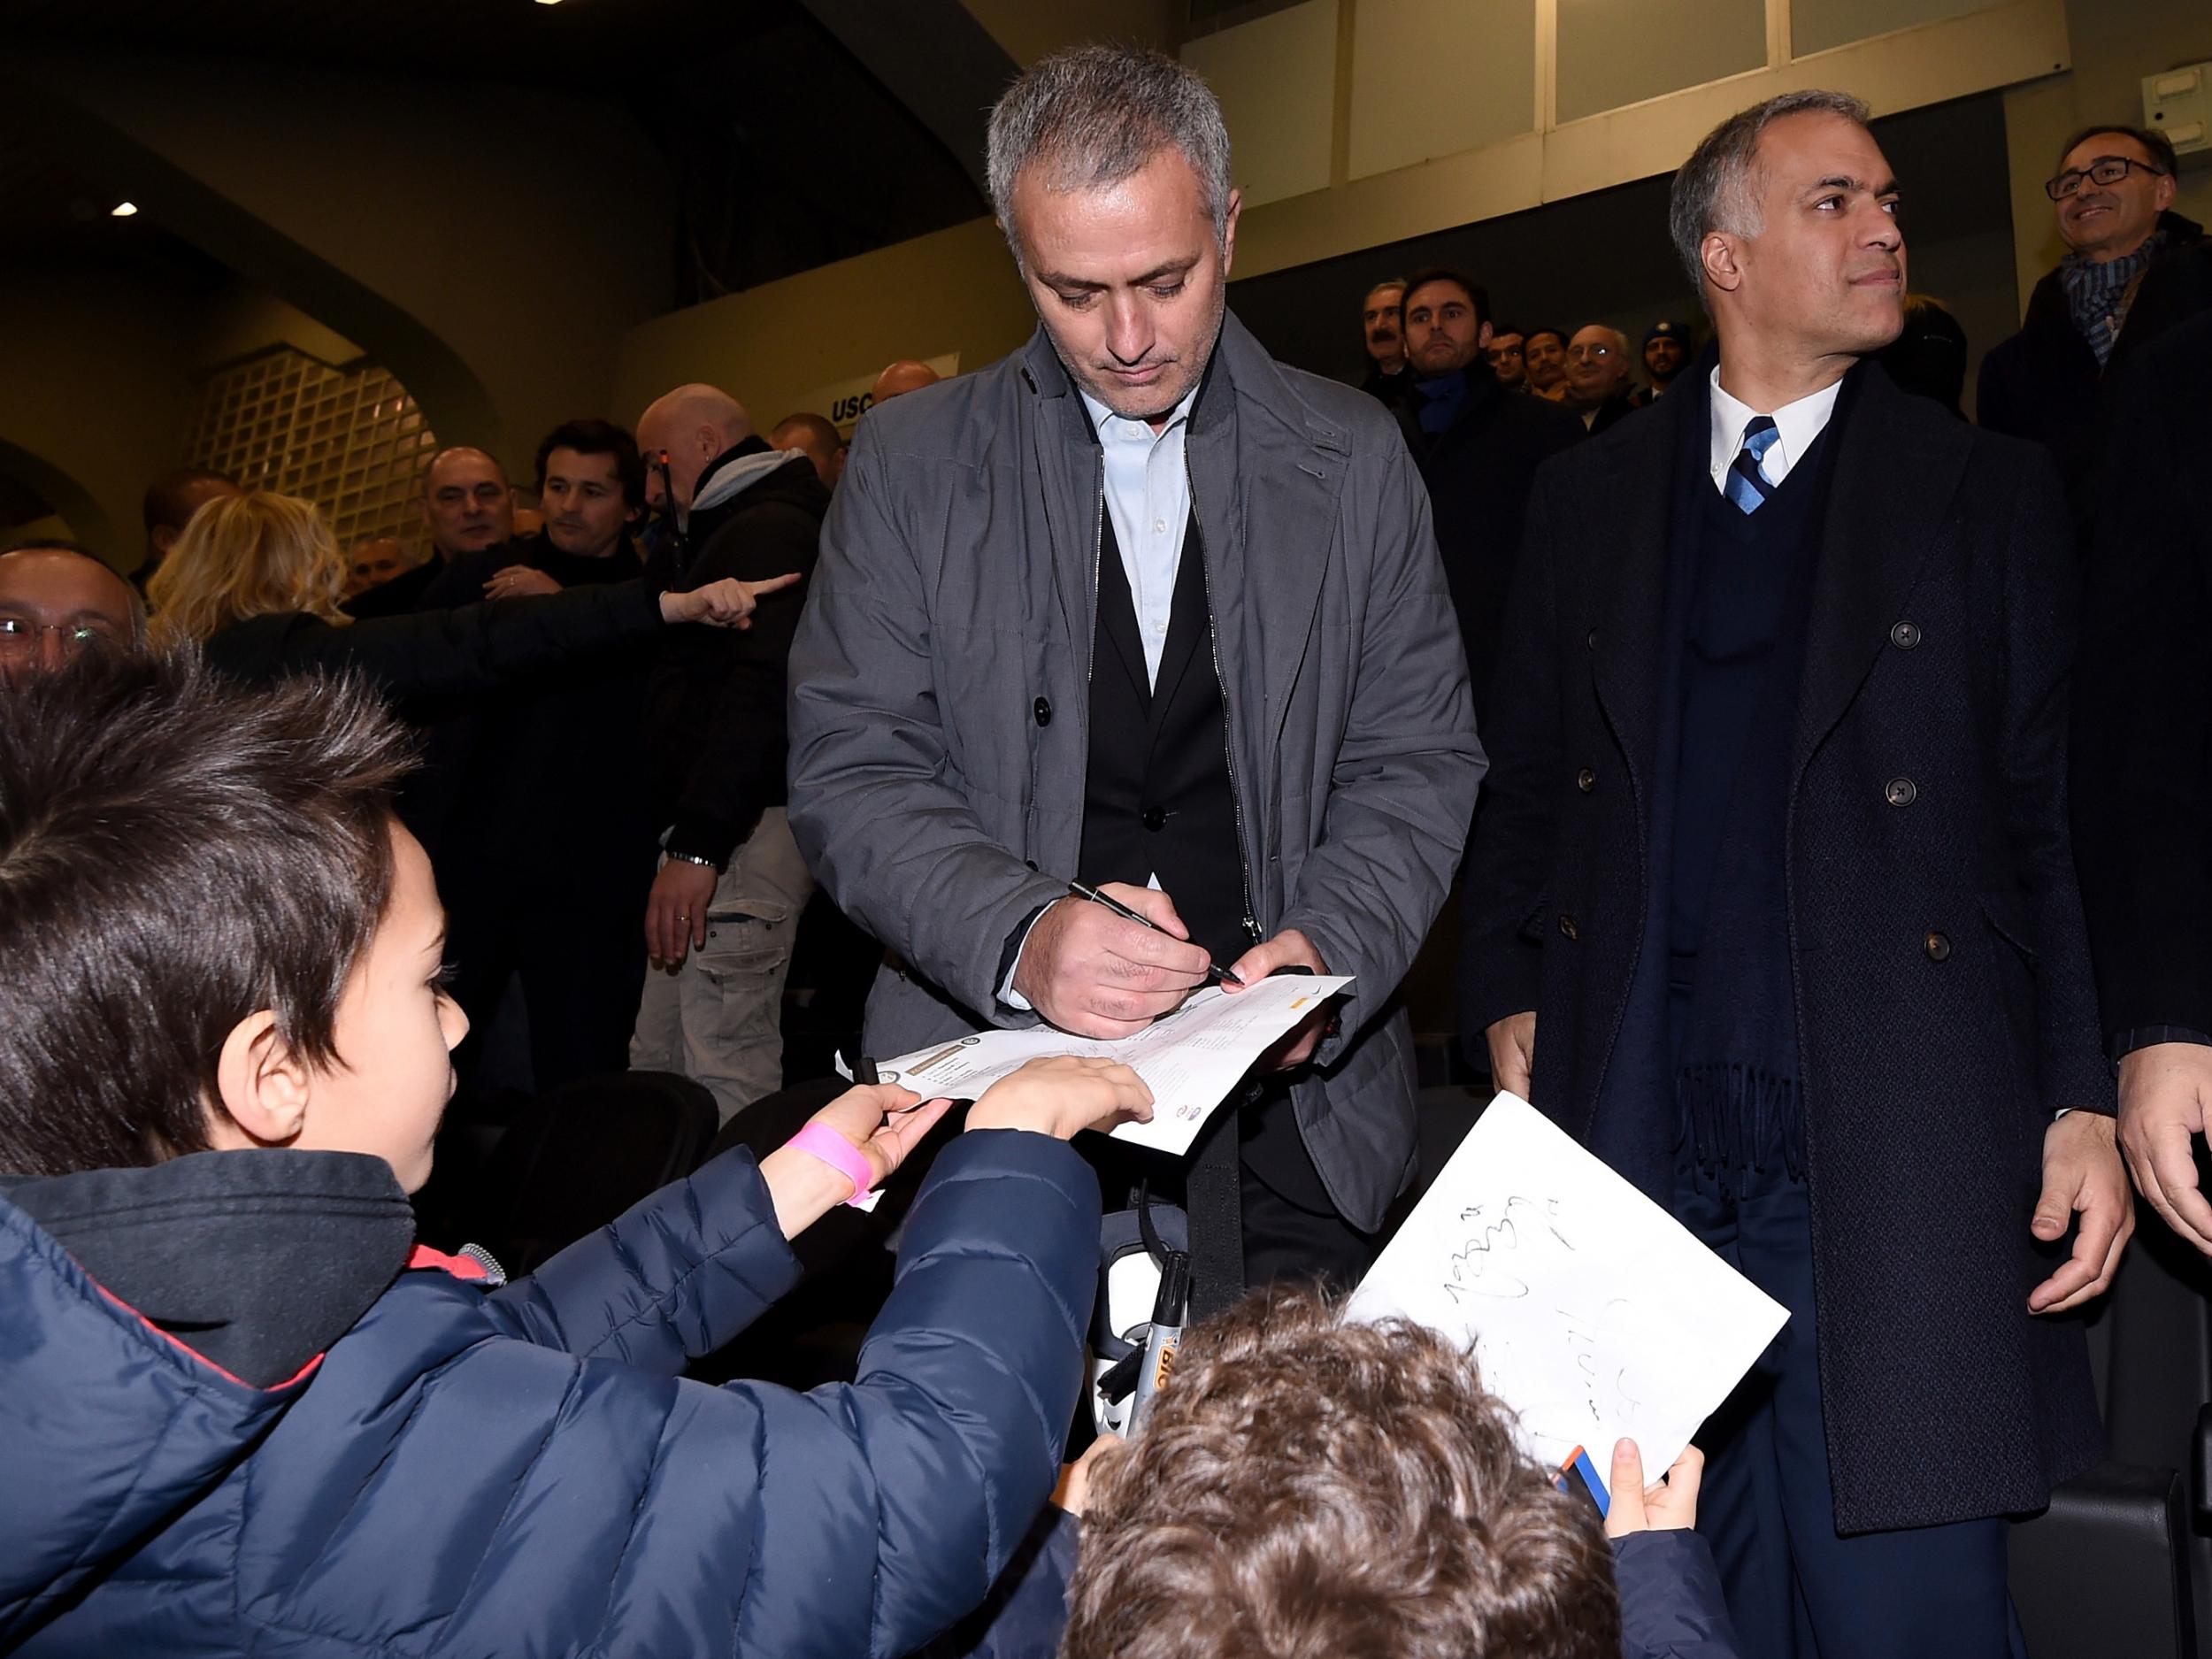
[[788, 44, 1480, 1306], [425, 420, 665, 1097]]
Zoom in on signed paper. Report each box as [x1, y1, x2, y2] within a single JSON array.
[[866, 976, 1354, 1156], [1346, 1093, 1788, 1478]]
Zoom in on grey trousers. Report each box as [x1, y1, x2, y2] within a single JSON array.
[[630, 808, 816, 1124]]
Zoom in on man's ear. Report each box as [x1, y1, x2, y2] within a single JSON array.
[[150, 525, 178, 558], [1219, 187, 1243, 280], [2154, 170, 2177, 213], [1701, 230, 1743, 297], [211, 1010, 313, 1151], [1478, 319, 1494, 350]]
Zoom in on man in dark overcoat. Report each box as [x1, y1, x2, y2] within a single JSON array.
[[1393, 266, 1584, 726], [1978, 123, 2212, 535], [1462, 89, 2129, 1659], [2072, 307, 2212, 1256]]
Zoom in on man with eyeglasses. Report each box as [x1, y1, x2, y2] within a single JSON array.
[[1978, 124, 2211, 527], [1563, 323, 1638, 433], [0, 541, 144, 685]]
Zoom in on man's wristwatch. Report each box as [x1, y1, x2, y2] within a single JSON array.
[[667, 851, 720, 873]]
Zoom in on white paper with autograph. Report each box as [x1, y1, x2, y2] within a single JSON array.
[[864, 975, 1354, 1156], [1346, 1093, 1788, 1477]]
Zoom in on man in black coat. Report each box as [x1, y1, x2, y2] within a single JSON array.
[[1564, 323, 1640, 434], [1463, 89, 2127, 1659], [346, 447, 516, 621], [1394, 267, 1584, 726], [2072, 308, 2212, 1256], [630, 384, 826, 1121], [1355, 277, 1414, 409], [1978, 124, 2212, 531], [422, 420, 662, 1096]]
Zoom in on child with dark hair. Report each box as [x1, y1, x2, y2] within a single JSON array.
[[0, 648, 1151, 1658], [941, 1286, 1740, 1659]]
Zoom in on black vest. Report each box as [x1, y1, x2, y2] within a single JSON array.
[[1077, 511, 1249, 969], [1080, 508, 1333, 1219]]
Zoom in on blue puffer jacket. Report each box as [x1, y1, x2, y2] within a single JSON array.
[[0, 1128, 1098, 1658]]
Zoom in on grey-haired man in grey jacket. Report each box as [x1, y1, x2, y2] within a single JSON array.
[[787, 42, 1482, 1298]]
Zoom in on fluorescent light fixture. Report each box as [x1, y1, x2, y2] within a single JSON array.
[[111, 201, 139, 217]]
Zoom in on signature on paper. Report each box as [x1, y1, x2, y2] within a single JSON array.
[[1440, 1195, 1575, 1304]]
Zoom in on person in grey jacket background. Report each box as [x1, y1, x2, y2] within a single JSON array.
[[787, 43, 1483, 1302]]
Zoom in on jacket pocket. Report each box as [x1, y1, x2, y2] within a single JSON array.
[[1978, 896, 2037, 967]]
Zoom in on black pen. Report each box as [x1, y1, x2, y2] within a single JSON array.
[[1067, 880, 1244, 987]]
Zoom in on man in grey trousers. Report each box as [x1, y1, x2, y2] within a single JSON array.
[[786, 43, 1482, 1300]]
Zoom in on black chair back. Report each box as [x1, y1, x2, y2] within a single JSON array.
[[472, 1070, 719, 1276]]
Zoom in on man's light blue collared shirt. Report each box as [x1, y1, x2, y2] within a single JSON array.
[[1080, 385, 1198, 688]]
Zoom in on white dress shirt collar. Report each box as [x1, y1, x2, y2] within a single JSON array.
[[1079, 384, 1199, 443], [1707, 367, 1845, 495]]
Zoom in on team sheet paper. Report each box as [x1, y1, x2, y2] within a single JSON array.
[[868, 975, 1355, 1156], [1346, 1093, 1788, 1479]]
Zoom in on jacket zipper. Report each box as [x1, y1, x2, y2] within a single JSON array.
[[1187, 468, 1263, 944], [1089, 463, 1103, 686]]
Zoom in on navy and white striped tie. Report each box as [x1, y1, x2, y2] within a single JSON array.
[[1724, 416, 1780, 515]]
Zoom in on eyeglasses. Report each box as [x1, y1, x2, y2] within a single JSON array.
[[2045, 156, 2169, 200], [0, 617, 121, 655]]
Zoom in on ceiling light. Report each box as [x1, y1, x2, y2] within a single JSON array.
[[111, 201, 138, 217]]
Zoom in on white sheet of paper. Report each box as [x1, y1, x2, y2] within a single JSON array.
[[1345, 1093, 1788, 1480], [868, 976, 1355, 1156]]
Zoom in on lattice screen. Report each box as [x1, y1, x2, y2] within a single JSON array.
[[181, 350, 440, 549]]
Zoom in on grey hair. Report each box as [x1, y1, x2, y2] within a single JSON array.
[[1669, 89, 1871, 294], [986, 43, 1233, 267]]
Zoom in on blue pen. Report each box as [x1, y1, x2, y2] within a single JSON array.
[[1569, 1448, 1612, 1517]]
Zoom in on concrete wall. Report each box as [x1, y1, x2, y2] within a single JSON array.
[[5, 50, 672, 481], [612, 217, 1037, 432], [1194, 0, 2071, 280], [0, 261, 197, 560], [2001, 0, 2212, 312], [960, 0, 1177, 65], [0, 264, 388, 567]]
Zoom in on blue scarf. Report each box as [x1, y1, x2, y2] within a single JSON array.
[[2061, 230, 2163, 366]]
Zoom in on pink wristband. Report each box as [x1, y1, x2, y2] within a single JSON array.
[[787, 1122, 876, 1208]]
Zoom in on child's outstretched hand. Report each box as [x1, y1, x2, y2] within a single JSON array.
[[1603, 1440, 1704, 1538], [809, 1083, 954, 1189], [760, 1085, 951, 1238], [966, 1055, 1155, 1140]]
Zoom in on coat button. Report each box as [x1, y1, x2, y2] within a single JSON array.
[[1033, 696, 1052, 727], [1577, 767, 1597, 794], [1558, 914, 1579, 941], [1586, 629, 1598, 651], [1141, 807, 1166, 831], [1885, 776, 1916, 807], [1924, 931, 1951, 963], [1890, 620, 1921, 649]]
